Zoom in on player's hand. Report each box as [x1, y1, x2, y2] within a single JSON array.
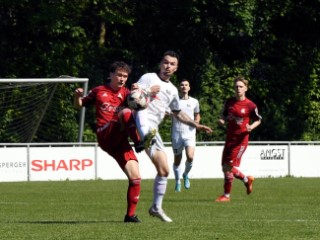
[[150, 85, 161, 96], [246, 123, 252, 132], [74, 88, 84, 97], [218, 119, 225, 126], [197, 124, 213, 134]]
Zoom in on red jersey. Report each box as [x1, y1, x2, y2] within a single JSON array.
[[81, 84, 130, 127], [221, 97, 261, 144]]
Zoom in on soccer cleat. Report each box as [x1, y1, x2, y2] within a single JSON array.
[[148, 207, 172, 222], [183, 174, 190, 189], [245, 176, 254, 195], [134, 143, 144, 153], [215, 195, 231, 202], [134, 129, 157, 153], [124, 214, 141, 223], [175, 183, 181, 192], [144, 129, 157, 149]]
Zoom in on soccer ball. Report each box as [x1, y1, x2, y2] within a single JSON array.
[[127, 88, 149, 110]]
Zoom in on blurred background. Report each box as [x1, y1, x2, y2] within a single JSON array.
[[0, 0, 319, 142]]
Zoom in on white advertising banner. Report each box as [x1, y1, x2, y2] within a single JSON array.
[[95, 145, 289, 179], [29, 147, 96, 181], [96, 146, 222, 180], [290, 145, 320, 177], [96, 147, 159, 180], [0, 143, 317, 182], [0, 147, 28, 182], [187, 146, 224, 179], [240, 145, 289, 177]]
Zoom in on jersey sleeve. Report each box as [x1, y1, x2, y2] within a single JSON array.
[[81, 88, 96, 106], [137, 73, 152, 89], [169, 88, 180, 112], [194, 99, 200, 113], [249, 102, 262, 121]]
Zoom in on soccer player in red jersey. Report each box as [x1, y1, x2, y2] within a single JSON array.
[[74, 61, 143, 222], [215, 76, 262, 202]]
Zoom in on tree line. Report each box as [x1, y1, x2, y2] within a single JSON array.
[[1, 0, 319, 142]]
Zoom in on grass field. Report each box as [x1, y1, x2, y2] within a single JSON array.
[[0, 177, 319, 240]]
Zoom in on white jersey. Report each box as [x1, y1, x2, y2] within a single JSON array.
[[137, 73, 180, 128], [171, 97, 199, 137]]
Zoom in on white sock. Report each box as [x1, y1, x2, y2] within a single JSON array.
[[173, 164, 181, 184], [243, 176, 248, 183], [153, 176, 167, 211], [183, 161, 193, 176], [135, 109, 150, 140]]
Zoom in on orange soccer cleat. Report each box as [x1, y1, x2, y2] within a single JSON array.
[[215, 195, 231, 202], [245, 176, 254, 195]]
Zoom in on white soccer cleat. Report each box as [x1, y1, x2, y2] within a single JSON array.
[[148, 207, 173, 222]]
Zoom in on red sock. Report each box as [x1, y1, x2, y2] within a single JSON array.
[[231, 167, 245, 180], [224, 172, 234, 195], [121, 109, 141, 144], [127, 178, 141, 216]]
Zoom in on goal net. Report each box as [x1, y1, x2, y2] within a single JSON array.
[[0, 78, 88, 143]]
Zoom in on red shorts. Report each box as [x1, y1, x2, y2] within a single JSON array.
[[221, 143, 248, 167], [96, 121, 138, 170]]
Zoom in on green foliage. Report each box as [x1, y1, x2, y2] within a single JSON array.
[[301, 51, 320, 140], [1, 0, 320, 142]]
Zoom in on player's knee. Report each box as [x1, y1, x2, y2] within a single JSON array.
[[119, 108, 133, 123], [224, 172, 234, 183], [158, 168, 170, 177], [222, 163, 233, 173], [129, 178, 141, 186]]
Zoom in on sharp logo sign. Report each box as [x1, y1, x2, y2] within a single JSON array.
[[31, 159, 93, 171], [260, 149, 286, 160]]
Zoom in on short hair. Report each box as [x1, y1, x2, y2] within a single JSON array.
[[234, 76, 248, 87], [109, 61, 132, 74], [180, 78, 190, 84], [162, 50, 180, 62]]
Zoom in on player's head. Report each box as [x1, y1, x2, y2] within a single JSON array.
[[161, 50, 180, 63], [158, 51, 179, 80], [109, 61, 132, 75], [179, 78, 190, 94], [234, 76, 248, 87], [233, 76, 248, 99], [109, 61, 131, 89]]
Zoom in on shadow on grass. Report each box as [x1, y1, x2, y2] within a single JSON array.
[[11, 220, 122, 224]]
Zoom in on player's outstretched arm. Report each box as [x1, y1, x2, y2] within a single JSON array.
[[246, 119, 261, 132], [196, 124, 213, 134], [174, 110, 213, 134]]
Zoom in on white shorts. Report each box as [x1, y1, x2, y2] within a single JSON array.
[[145, 131, 166, 158], [171, 133, 196, 155]]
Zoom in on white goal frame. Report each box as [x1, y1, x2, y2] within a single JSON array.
[[0, 78, 89, 142]]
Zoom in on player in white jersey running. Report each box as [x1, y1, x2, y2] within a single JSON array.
[[132, 51, 212, 222], [171, 79, 200, 192]]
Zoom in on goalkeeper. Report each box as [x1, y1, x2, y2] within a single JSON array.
[[74, 61, 143, 223]]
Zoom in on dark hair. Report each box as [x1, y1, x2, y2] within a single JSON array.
[[109, 61, 132, 74], [162, 50, 180, 62], [180, 78, 190, 84]]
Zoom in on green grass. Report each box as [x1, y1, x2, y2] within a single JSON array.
[[0, 178, 319, 239]]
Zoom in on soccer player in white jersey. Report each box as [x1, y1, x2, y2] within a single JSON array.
[[132, 51, 212, 222], [171, 79, 200, 192]]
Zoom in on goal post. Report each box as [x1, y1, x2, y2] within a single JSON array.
[[0, 78, 89, 143]]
